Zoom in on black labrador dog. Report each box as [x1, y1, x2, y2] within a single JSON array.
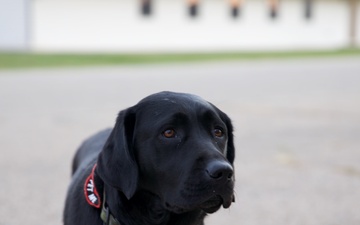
[[64, 91, 235, 225]]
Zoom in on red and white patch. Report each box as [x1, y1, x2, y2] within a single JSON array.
[[84, 164, 101, 208]]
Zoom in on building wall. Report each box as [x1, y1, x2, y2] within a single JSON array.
[[357, 0, 360, 45], [0, 0, 29, 50], [30, 0, 358, 52]]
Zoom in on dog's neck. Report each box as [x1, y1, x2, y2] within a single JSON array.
[[104, 187, 206, 225]]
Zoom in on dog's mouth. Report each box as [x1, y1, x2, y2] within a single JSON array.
[[200, 193, 235, 213], [165, 194, 234, 214], [200, 195, 223, 213]]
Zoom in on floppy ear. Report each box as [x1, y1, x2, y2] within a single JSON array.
[[96, 108, 138, 199], [223, 114, 235, 165], [212, 105, 235, 165]]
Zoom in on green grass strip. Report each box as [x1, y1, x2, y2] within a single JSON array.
[[1, 48, 360, 69]]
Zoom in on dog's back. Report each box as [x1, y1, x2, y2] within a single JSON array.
[[71, 129, 112, 175]]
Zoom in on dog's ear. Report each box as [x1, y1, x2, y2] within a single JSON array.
[[96, 108, 138, 199], [223, 113, 235, 165], [212, 105, 235, 165]]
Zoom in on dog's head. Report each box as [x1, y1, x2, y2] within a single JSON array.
[[97, 91, 235, 214]]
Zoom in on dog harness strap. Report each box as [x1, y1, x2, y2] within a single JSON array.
[[100, 190, 121, 225]]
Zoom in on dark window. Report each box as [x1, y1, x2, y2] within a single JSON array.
[[270, 7, 277, 19], [188, 0, 199, 17], [230, 0, 240, 18], [268, 0, 279, 19], [189, 4, 198, 17], [141, 0, 152, 16], [231, 6, 240, 18], [304, 0, 313, 19]]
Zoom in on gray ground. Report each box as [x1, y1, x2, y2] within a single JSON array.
[[0, 57, 360, 225]]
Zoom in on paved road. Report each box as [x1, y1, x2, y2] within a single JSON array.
[[1, 57, 360, 225]]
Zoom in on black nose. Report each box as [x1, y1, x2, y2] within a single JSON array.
[[206, 161, 233, 180]]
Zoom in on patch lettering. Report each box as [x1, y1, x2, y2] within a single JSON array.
[[84, 164, 101, 208]]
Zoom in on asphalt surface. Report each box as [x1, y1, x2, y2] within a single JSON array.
[[0, 57, 360, 225]]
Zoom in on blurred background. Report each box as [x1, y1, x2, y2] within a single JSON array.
[[1, 0, 360, 52], [1, 1, 360, 225]]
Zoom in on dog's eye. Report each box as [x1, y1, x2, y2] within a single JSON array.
[[214, 128, 224, 138], [163, 129, 176, 138]]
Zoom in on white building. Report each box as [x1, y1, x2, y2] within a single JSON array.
[[1, 0, 359, 52]]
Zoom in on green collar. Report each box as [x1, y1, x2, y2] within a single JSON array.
[[100, 190, 121, 225]]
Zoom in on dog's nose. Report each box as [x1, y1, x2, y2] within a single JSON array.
[[206, 161, 233, 180]]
